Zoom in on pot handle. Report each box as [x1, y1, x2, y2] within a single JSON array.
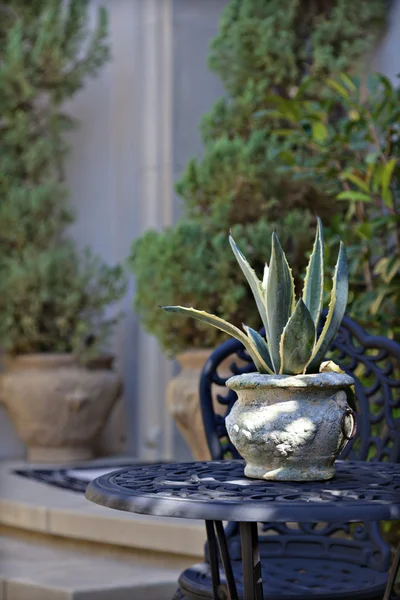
[[341, 407, 357, 440]]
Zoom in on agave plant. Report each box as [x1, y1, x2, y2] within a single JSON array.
[[162, 218, 348, 376]]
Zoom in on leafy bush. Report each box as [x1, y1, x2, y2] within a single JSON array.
[[263, 73, 400, 337], [0, 244, 126, 355], [0, 1, 127, 356], [130, 214, 313, 354], [208, 0, 384, 96]]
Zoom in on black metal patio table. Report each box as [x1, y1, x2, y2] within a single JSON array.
[[86, 459, 400, 600]]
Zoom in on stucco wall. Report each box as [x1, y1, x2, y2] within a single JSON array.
[[373, 0, 400, 80]]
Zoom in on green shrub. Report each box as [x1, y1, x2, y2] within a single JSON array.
[[177, 0, 386, 227], [0, 1, 127, 356], [0, 244, 126, 355], [208, 0, 385, 96]]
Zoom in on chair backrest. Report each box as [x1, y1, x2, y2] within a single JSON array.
[[199, 313, 400, 571], [200, 312, 400, 464]]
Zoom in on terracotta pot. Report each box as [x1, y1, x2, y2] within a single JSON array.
[[226, 372, 356, 481], [0, 353, 122, 463]]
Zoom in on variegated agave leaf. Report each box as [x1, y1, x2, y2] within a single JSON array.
[[162, 219, 349, 377], [160, 306, 272, 374], [279, 298, 316, 375], [243, 325, 274, 373], [229, 235, 268, 334], [262, 263, 269, 291], [307, 241, 348, 373], [265, 232, 295, 373], [302, 217, 324, 326]]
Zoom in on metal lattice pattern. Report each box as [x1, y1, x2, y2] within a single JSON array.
[[179, 556, 388, 600], [86, 459, 400, 523]]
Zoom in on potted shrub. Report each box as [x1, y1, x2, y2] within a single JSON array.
[[0, 1, 127, 462], [162, 219, 357, 481], [0, 243, 127, 463]]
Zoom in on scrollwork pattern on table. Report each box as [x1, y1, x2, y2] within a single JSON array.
[[109, 460, 400, 508]]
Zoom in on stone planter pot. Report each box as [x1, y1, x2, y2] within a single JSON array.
[[0, 353, 122, 463], [226, 372, 356, 481], [166, 349, 212, 460], [166, 349, 248, 460]]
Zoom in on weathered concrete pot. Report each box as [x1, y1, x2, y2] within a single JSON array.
[[166, 349, 247, 460], [166, 350, 212, 461], [0, 354, 122, 463], [226, 372, 355, 481]]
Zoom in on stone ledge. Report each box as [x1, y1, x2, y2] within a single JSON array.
[[0, 460, 205, 559], [0, 535, 180, 600]]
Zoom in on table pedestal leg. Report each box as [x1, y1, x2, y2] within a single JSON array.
[[383, 541, 400, 600], [205, 520, 238, 600], [240, 522, 264, 600]]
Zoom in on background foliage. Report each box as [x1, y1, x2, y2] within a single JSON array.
[[0, 0, 126, 356], [263, 73, 400, 337], [131, 0, 386, 353]]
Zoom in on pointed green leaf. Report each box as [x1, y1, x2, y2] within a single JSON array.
[[339, 73, 357, 92], [340, 172, 370, 193], [312, 121, 329, 143], [279, 299, 316, 375], [229, 235, 268, 333], [382, 157, 397, 190], [262, 263, 269, 291], [327, 79, 350, 98], [243, 325, 274, 374], [381, 158, 397, 208], [307, 242, 348, 373], [161, 306, 271, 374], [337, 191, 372, 202], [302, 217, 324, 326], [266, 232, 295, 372]]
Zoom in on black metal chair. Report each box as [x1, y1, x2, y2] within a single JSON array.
[[174, 313, 400, 600]]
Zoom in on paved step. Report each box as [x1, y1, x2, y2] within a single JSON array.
[[0, 536, 180, 599], [0, 460, 205, 558]]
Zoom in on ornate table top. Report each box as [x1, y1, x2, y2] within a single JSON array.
[[86, 460, 400, 522]]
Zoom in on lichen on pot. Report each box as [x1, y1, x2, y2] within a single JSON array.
[[161, 217, 355, 481]]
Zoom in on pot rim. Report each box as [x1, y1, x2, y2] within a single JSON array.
[[226, 372, 354, 391], [2, 352, 78, 370]]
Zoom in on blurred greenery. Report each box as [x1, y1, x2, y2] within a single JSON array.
[[261, 73, 400, 338], [0, 1, 127, 356]]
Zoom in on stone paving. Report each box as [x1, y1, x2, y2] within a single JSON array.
[[0, 459, 206, 599]]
